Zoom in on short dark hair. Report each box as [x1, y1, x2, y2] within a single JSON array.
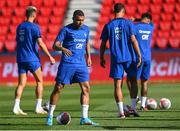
[[114, 3, 125, 13], [73, 10, 84, 18], [141, 12, 152, 21], [26, 6, 37, 18]]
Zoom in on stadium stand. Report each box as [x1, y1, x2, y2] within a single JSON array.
[[0, 0, 68, 52], [93, 0, 180, 49]]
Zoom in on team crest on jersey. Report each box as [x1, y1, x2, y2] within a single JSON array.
[[114, 27, 122, 40]]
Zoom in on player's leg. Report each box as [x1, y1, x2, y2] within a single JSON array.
[[140, 79, 148, 110], [13, 63, 27, 115], [47, 83, 65, 126], [32, 66, 47, 114]]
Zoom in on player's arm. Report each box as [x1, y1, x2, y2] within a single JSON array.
[[100, 40, 107, 68], [86, 42, 92, 67], [52, 41, 72, 56], [131, 35, 142, 67], [37, 38, 55, 64]]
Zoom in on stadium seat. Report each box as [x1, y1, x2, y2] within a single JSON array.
[[0, 26, 8, 35], [174, 13, 180, 21], [100, 6, 112, 16], [55, 0, 68, 7], [0, 17, 11, 25], [43, 0, 55, 7], [102, 0, 112, 7], [164, 0, 176, 4], [19, 0, 30, 7], [0, 0, 5, 8], [169, 38, 180, 48], [163, 4, 174, 13], [150, 5, 162, 14], [52, 7, 65, 17], [175, 4, 180, 12], [40, 7, 52, 16], [137, 5, 149, 14], [126, 0, 137, 5], [152, 0, 163, 4], [48, 25, 60, 34], [46, 33, 57, 41], [159, 22, 171, 31], [1, 7, 12, 16], [6, 0, 18, 8], [37, 16, 49, 25], [4, 41, 16, 52], [9, 25, 17, 34], [158, 31, 169, 38], [156, 38, 168, 49], [0, 41, 4, 52], [44, 40, 54, 51], [139, 0, 151, 5], [170, 31, 180, 37], [49, 16, 63, 25], [0, 35, 6, 42], [31, 0, 43, 8], [161, 13, 173, 21], [14, 8, 25, 17], [125, 5, 136, 16], [40, 25, 48, 35], [7, 33, 16, 41], [150, 39, 155, 48], [114, 0, 126, 4], [172, 22, 180, 30], [11, 17, 24, 25], [152, 14, 160, 23]]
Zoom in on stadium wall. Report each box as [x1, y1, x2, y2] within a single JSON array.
[[0, 51, 180, 85]]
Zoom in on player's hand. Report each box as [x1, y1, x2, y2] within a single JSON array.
[[137, 57, 142, 68], [50, 56, 55, 65], [100, 58, 106, 68], [62, 48, 72, 56], [87, 58, 92, 67]]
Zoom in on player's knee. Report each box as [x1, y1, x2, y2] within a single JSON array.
[[54, 83, 64, 93]]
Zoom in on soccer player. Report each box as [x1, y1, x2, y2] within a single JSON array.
[[13, 6, 55, 115], [46, 10, 98, 126], [126, 12, 154, 111], [100, 3, 142, 118]]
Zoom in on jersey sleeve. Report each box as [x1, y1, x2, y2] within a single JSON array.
[[34, 25, 42, 39], [86, 27, 90, 43], [55, 27, 66, 43], [128, 20, 136, 36], [100, 24, 109, 42]]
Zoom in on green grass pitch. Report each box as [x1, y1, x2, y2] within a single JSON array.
[[0, 83, 180, 130]]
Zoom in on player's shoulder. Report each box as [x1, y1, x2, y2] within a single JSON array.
[[81, 24, 90, 31]]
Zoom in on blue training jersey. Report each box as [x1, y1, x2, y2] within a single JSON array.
[[56, 24, 90, 65], [134, 22, 154, 61], [100, 18, 136, 63], [16, 21, 41, 62]]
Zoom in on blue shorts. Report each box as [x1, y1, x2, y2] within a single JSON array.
[[56, 63, 89, 84], [136, 61, 151, 80], [18, 61, 41, 74], [110, 61, 136, 79]]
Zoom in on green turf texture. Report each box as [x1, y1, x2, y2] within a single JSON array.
[[0, 83, 180, 130]]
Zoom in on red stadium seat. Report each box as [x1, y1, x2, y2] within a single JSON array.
[[164, 0, 176, 3], [48, 25, 60, 34], [98, 16, 110, 24], [170, 31, 180, 37], [40, 7, 52, 16], [19, 0, 30, 7], [1, 7, 12, 16], [0, 0, 5, 8], [156, 38, 168, 49], [174, 13, 180, 21], [43, 0, 55, 7], [0, 26, 8, 35], [14, 8, 25, 17], [169, 38, 180, 48], [9, 25, 17, 34], [44, 40, 54, 51], [163, 4, 174, 13], [137, 5, 149, 14], [100, 6, 112, 16], [158, 31, 169, 38], [31, 0, 43, 8], [37, 16, 49, 25], [46, 33, 57, 41], [4, 41, 16, 52], [172, 22, 180, 30], [161, 13, 173, 21], [0, 41, 4, 52], [125, 5, 136, 16], [175, 4, 180, 12], [159, 22, 171, 31], [52, 7, 65, 17], [6, 0, 18, 8], [152, 14, 160, 23], [0, 17, 11, 25], [49, 16, 63, 25], [150, 5, 162, 14], [55, 0, 68, 7], [11, 17, 24, 25], [152, 0, 163, 4], [0, 35, 6, 42], [102, 0, 113, 6], [7, 33, 16, 41], [114, 0, 126, 4], [139, 0, 151, 4], [126, 0, 137, 5], [40, 25, 48, 35], [150, 39, 155, 48]]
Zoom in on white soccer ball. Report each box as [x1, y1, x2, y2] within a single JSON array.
[[146, 98, 157, 110], [159, 98, 171, 109], [56, 112, 71, 125]]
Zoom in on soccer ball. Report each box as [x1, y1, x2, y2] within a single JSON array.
[[159, 98, 171, 109], [146, 98, 157, 110], [42, 101, 50, 112], [56, 112, 71, 125]]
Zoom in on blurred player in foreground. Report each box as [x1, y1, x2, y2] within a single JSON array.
[[46, 10, 98, 126], [13, 6, 55, 115], [100, 3, 142, 118], [126, 12, 154, 111]]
